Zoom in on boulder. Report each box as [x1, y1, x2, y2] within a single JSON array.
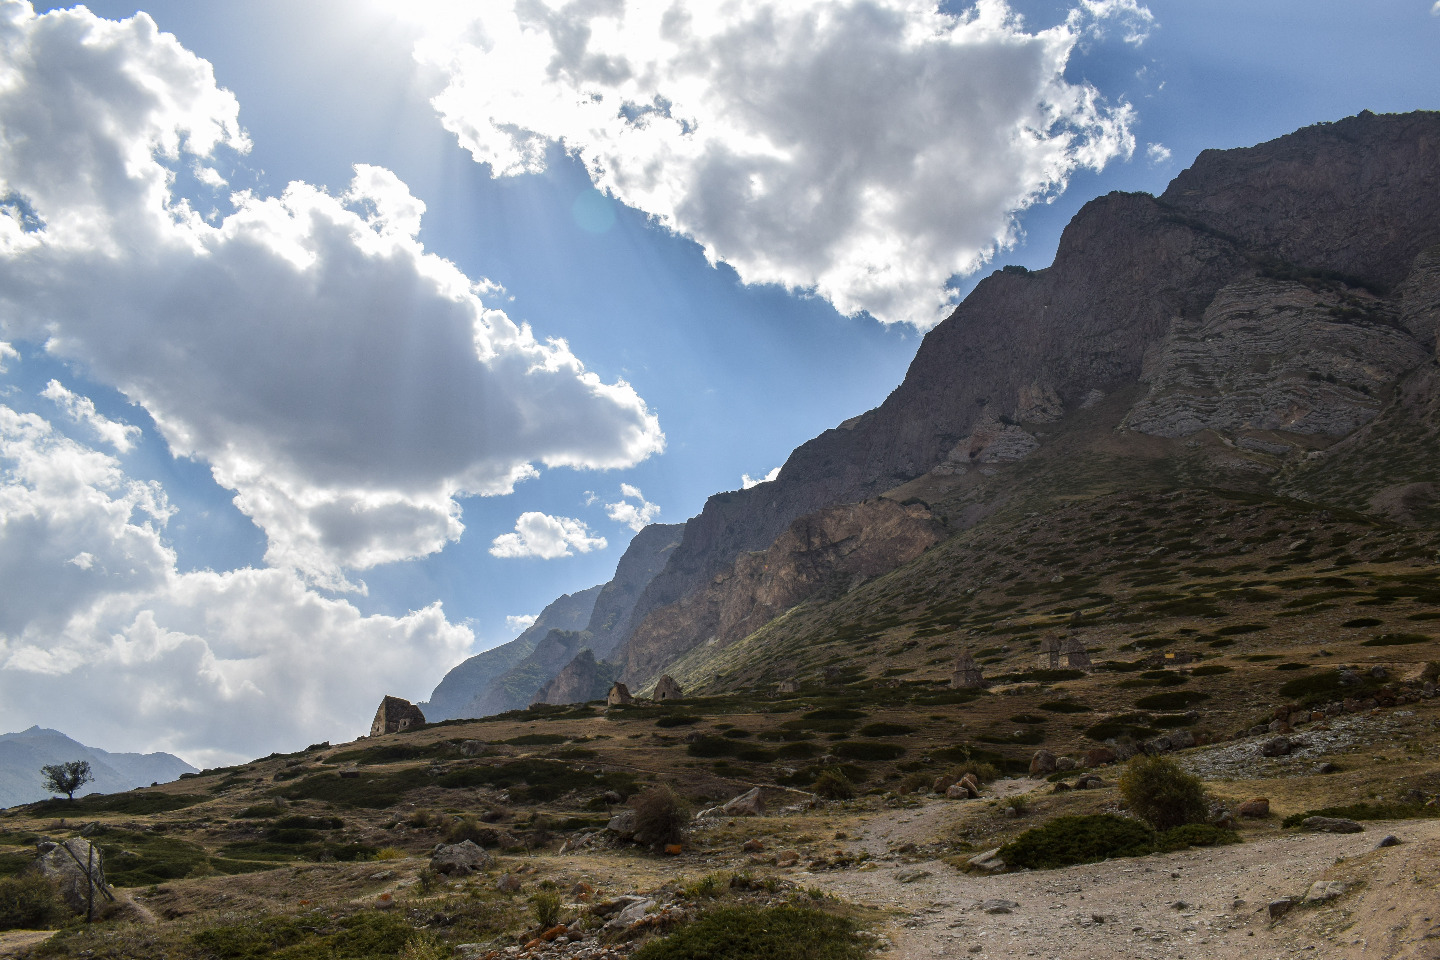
[[1259, 736, 1292, 757], [1300, 816, 1364, 834], [496, 873, 523, 893], [459, 740, 488, 757], [606, 810, 638, 840], [34, 837, 113, 915], [1304, 881, 1346, 904], [932, 775, 955, 794], [719, 787, 765, 817], [946, 781, 977, 800], [967, 848, 1005, 873], [1237, 798, 1270, 818], [1084, 747, 1117, 767], [430, 841, 494, 875], [1055, 757, 1077, 772], [1267, 898, 1296, 920], [1029, 749, 1057, 776]]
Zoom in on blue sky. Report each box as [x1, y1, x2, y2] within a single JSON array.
[[1, 0, 1436, 764]]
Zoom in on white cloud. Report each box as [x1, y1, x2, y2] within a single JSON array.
[[505, 613, 537, 633], [0, 3, 664, 590], [41, 380, 142, 453], [489, 511, 607, 559], [1073, 0, 1155, 43], [605, 483, 660, 532], [742, 467, 782, 489], [1433, 1, 1439, 15], [1145, 142, 1172, 165], [400, 0, 1144, 327], [0, 394, 472, 767], [0, 342, 16, 373]]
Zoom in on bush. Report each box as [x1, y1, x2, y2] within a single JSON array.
[[630, 904, 868, 960], [0, 874, 60, 931], [1280, 802, 1440, 828], [1117, 755, 1208, 830], [629, 786, 688, 848], [531, 890, 562, 929], [999, 814, 1155, 869], [1154, 823, 1241, 852], [1133, 691, 1209, 711], [811, 769, 856, 800]]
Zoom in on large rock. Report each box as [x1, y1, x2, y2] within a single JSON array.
[[1029, 750, 1057, 776], [34, 837, 113, 915], [369, 696, 425, 737], [1300, 817, 1364, 834], [429, 841, 494, 875]]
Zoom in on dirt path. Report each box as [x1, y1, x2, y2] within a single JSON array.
[[808, 802, 1440, 960], [0, 931, 56, 957]]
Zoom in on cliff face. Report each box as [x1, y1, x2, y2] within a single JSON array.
[[619, 499, 945, 684], [581, 522, 685, 658], [422, 584, 601, 721], [618, 111, 1440, 658], [532, 649, 616, 706]]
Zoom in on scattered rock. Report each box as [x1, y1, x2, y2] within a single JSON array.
[[1300, 817, 1363, 834], [496, 873, 523, 893], [981, 899, 1020, 915], [1376, 835, 1401, 848], [1055, 756, 1077, 771], [743, 839, 765, 853], [896, 869, 931, 884], [776, 851, 800, 868], [458, 740, 488, 757], [967, 848, 1005, 873], [1085, 747, 1117, 767], [606, 810, 638, 840], [1029, 749, 1057, 776]]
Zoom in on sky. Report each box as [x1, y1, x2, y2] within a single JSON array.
[[0, 0, 1436, 768]]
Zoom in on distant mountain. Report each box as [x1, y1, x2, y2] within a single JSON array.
[[0, 727, 197, 808], [421, 521, 686, 719]]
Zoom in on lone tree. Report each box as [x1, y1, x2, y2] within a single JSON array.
[[41, 760, 94, 801]]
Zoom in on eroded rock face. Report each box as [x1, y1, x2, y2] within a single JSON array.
[[618, 498, 945, 684], [532, 649, 615, 707], [1123, 278, 1427, 441]]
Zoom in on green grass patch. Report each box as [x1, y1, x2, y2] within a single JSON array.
[[999, 814, 1237, 869], [1039, 700, 1092, 713], [832, 741, 906, 762], [323, 742, 455, 765], [277, 771, 417, 809], [434, 760, 635, 803], [191, 909, 416, 959], [631, 904, 869, 960], [1133, 691, 1210, 711], [18, 792, 207, 817], [1361, 633, 1431, 647], [655, 715, 701, 728], [1281, 802, 1440, 828]]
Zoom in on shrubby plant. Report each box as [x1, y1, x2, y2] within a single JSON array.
[[1117, 754, 1209, 830]]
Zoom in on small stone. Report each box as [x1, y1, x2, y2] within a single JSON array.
[[1259, 736, 1291, 758], [496, 873, 522, 893], [1055, 757, 1077, 771], [1304, 881, 1346, 903], [743, 839, 765, 853], [1029, 749, 1057, 776], [1376, 835, 1401, 848], [1268, 898, 1296, 921], [981, 899, 1019, 915], [896, 869, 931, 884]]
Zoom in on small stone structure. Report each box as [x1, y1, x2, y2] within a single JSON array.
[[776, 678, 801, 695], [607, 682, 634, 706], [1060, 636, 1092, 671], [652, 675, 684, 701], [370, 695, 426, 737], [951, 651, 985, 689], [1041, 637, 1061, 669]]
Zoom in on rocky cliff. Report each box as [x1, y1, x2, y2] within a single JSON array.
[[580, 522, 685, 659], [612, 111, 1440, 671], [619, 498, 945, 683]]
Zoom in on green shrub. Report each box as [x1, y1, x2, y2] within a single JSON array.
[[1039, 700, 1092, 713], [655, 716, 700, 728], [1154, 824, 1241, 852], [1117, 755, 1208, 830], [686, 737, 739, 758], [857, 722, 915, 737], [531, 890, 562, 929], [998, 814, 1155, 869], [1133, 691, 1209, 711], [1341, 617, 1383, 628], [811, 769, 856, 800], [0, 874, 60, 931], [21, 792, 206, 817], [630, 904, 868, 960], [1189, 665, 1232, 676], [802, 708, 866, 721], [191, 910, 416, 959], [1362, 633, 1430, 647], [831, 741, 905, 762], [1280, 802, 1440, 828], [629, 786, 688, 848]]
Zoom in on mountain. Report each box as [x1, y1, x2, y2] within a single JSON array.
[[512, 110, 1440, 696], [422, 521, 685, 718], [0, 727, 196, 809]]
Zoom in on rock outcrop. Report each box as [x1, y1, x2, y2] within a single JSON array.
[[531, 649, 616, 707], [370, 696, 425, 737], [34, 837, 113, 915], [582, 522, 686, 658], [618, 498, 945, 684]]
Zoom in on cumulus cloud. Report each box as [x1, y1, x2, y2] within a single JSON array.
[[605, 483, 660, 532], [401, 0, 1145, 327], [0, 391, 472, 767], [505, 613, 537, 633], [0, 3, 664, 589], [489, 512, 607, 559], [1145, 142, 1172, 165], [742, 467, 782, 489], [0, 342, 17, 373], [40, 380, 142, 452]]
